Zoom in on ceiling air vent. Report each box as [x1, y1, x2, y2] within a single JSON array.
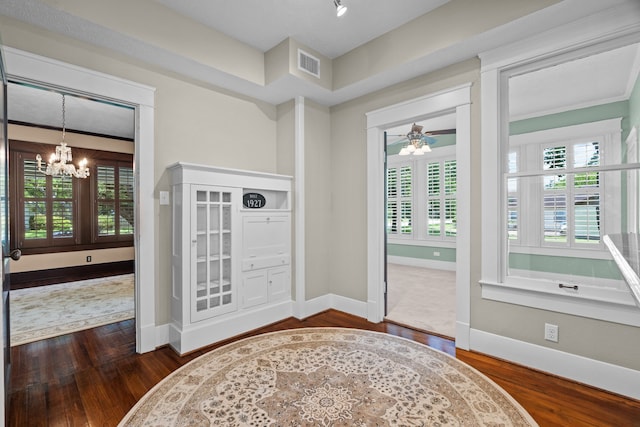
[[298, 49, 320, 78]]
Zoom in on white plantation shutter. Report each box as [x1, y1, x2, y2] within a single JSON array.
[[425, 159, 457, 239], [540, 141, 602, 247], [427, 162, 441, 236], [386, 165, 413, 236]]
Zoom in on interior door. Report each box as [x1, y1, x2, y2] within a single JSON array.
[[383, 131, 388, 315], [0, 43, 9, 424]]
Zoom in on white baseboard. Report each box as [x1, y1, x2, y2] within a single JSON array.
[[455, 321, 470, 350], [301, 294, 333, 318], [168, 302, 293, 355], [387, 255, 456, 271], [331, 294, 368, 318], [152, 293, 368, 349], [139, 323, 159, 353], [302, 293, 368, 319], [470, 328, 640, 400], [154, 323, 170, 348]]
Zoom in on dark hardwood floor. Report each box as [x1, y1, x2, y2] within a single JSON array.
[[8, 310, 640, 426]]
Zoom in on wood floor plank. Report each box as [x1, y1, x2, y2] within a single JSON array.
[[8, 310, 640, 426], [46, 375, 87, 427]]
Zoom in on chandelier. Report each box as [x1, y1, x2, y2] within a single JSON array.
[[36, 94, 90, 178], [399, 123, 432, 156]]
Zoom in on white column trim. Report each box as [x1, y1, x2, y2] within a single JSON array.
[[4, 47, 157, 353], [454, 102, 471, 350], [293, 96, 306, 318]]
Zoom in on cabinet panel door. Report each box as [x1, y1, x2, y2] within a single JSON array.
[[191, 185, 238, 322], [242, 271, 269, 308], [242, 216, 290, 259], [268, 267, 290, 303]]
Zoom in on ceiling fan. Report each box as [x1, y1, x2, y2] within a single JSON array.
[[389, 123, 455, 156]]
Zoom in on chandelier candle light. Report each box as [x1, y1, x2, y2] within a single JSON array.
[[36, 94, 90, 179]]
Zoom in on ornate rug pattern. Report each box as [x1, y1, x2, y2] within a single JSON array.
[[120, 328, 538, 426], [10, 274, 134, 346]]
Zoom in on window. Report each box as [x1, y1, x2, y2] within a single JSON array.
[[10, 140, 134, 254], [386, 164, 413, 236], [508, 124, 617, 254], [20, 154, 78, 248], [480, 37, 639, 325], [387, 147, 457, 243], [427, 159, 457, 238], [94, 163, 134, 240]]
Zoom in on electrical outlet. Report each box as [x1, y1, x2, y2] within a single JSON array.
[[433, 251, 440, 257], [159, 190, 170, 205], [544, 323, 558, 342], [86, 256, 92, 262]]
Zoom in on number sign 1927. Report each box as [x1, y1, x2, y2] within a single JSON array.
[[243, 192, 266, 209]]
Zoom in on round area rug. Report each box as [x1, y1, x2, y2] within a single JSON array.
[[120, 328, 538, 426]]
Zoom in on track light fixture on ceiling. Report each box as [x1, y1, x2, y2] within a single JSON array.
[[334, 0, 347, 17], [399, 123, 434, 156], [36, 94, 90, 179]]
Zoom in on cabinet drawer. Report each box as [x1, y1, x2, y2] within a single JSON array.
[[242, 255, 290, 271]]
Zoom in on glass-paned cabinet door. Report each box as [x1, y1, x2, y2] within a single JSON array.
[[191, 185, 237, 322]]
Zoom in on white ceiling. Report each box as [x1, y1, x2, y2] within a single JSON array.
[[2, 0, 639, 140], [154, 0, 450, 59], [8, 83, 135, 140], [509, 42, 640, 121]]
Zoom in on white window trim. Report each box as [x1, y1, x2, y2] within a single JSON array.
[[627, 126, 639, 233], [480, 15, 640, 326]]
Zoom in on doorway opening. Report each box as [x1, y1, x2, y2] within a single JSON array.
[[383, 115, 458, 338], [366, 83, 472, 349], [6, 81, 136, 346], [3, 47, 157, 354]]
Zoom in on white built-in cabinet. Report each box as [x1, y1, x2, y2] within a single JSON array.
[[168, 162, 292, 355]]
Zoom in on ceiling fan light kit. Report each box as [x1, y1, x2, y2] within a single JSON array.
[[399, 123, 433, 156]]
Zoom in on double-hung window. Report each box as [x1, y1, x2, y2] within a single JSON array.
[[508, 121, 618, 258], [94, 162, 134, 241], [11, 140, 134, 254], [386, 163, 413, 236], [387, 146, 457, 244], [19, 153, 78, 249], [426, 158, 457, 239], [481, 37, 638, 325]]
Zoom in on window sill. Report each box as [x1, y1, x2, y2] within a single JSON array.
[[387, 238, 456, 248], [480, 278, 640, 327], [508, 244, 610, 259], [20, 240, 133, 255]]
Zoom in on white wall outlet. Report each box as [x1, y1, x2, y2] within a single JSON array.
[[159, 190, 170, 205], [433, 251, 440, 257], [544, 323, 559, 342]]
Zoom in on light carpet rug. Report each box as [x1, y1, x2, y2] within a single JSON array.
[[386, 263, 456, 338], [10, 274, 134, 346], [120, 328, 538, 426]]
